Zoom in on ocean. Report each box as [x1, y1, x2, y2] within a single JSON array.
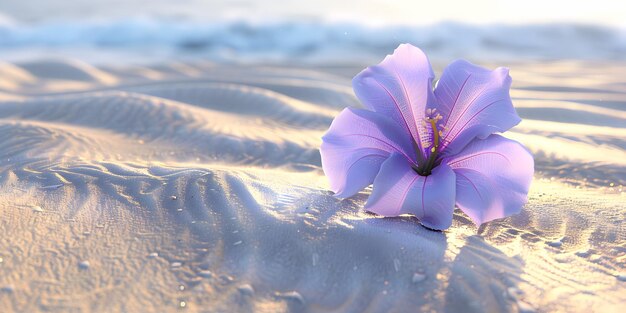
[[1, 1, 625, 64]]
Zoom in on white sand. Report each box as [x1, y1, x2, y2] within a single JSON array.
[[0, 60, 624, 312]]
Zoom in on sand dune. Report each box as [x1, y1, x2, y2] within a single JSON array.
[[0, 60, 624, 312]]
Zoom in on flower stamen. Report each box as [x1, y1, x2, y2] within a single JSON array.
[[416, 112, 443, 176]]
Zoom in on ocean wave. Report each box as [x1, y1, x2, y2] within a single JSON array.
[[0, 19, 625, 62]]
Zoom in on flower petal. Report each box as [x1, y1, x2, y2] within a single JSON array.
[[365, 153, 456, 230], [434, 60, 521, 156], [321, 107, 416, 198], [352, 43, 435, 163], [443, 135, 534, 225]]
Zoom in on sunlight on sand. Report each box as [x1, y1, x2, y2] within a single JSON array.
[[0, 60, 624, 312]]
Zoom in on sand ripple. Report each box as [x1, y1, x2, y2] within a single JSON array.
[[0, 60, 624, 312]]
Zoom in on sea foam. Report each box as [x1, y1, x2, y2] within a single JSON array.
[[0, 19, 625, 63]]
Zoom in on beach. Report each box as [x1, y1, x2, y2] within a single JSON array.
[[0, 58, 624, 312], [1, 1, 626, 311]]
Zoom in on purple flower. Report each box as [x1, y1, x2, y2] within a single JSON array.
[[320, 44, 534, 230]]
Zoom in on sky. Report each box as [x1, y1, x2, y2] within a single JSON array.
[[0, 0, 624, 27]]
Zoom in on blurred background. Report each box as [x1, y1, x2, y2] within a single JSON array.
[[1, 0, 625, 65]]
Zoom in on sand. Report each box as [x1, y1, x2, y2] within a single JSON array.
[[0, 59, 624, 313]]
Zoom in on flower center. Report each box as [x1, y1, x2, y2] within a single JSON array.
[[415, 109, 443, 176]]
